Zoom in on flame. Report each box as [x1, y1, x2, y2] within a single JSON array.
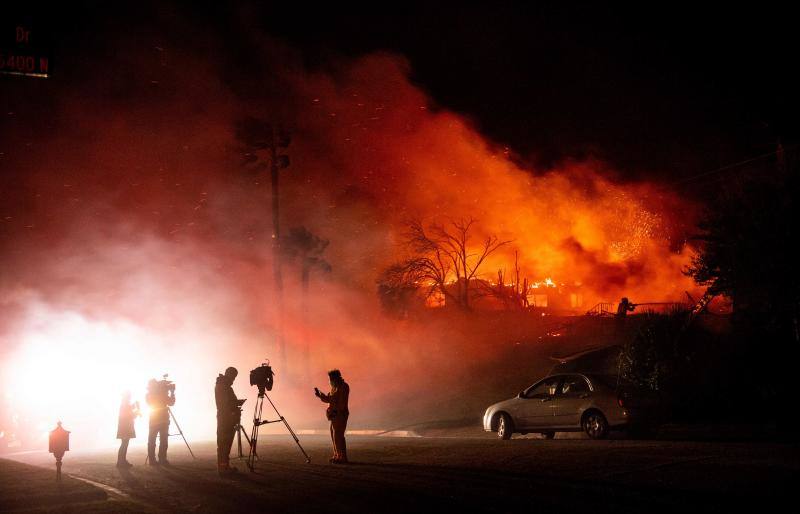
[[289, 54, 701, 306], [530, 278, 557, 289]]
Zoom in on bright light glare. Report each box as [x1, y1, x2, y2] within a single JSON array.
[[3, 304, 286, 450], [3, 310, 159, 447]]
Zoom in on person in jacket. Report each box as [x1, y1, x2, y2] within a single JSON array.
[[615, 297, 638, 334], [116, 391, 139, 468], [146, 378, 175, 465], [215, 366, 240, 474], [314, 369, 350, 464]]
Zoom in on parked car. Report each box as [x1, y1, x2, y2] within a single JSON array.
[[483, 373, 653, 439]]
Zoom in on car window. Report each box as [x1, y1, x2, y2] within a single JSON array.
[[559, 375, 590, 395], [526, 377, 561, 398]]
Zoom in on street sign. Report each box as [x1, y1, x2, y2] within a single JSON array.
[[1, 20, 51, 78]]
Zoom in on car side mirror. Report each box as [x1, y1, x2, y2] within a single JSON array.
[[517, 391, 525, 399]]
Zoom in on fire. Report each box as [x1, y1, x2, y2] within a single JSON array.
[[290, 54, 701, 306], [530, 278, 557, 289]]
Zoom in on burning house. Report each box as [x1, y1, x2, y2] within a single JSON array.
[[426, 277, 584, 313]]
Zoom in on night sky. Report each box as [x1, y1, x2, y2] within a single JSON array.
[[255, 3, 800, 183], [6, 2, 798, 187]]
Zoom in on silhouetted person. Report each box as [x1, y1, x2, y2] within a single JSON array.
[[616, 297, 637, 317], [215, 366, 240, 475], [146, 378, 175, 465], [616, 297, 637, 334], [315, 369, 350, 464], [116, 391, 140, 468]]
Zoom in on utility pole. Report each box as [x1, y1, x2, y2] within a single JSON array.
[[269, 126, 291, 370], [236, 117, 291, 369]]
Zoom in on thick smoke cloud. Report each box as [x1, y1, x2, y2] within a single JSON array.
[[0, 17, 700, 446]]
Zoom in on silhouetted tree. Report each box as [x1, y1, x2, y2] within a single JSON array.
[[685, 150, 799, 434], [685, 158, 799, 345], [281, 226, 332, 292], [281, 226, 331, 377], [379, 218, 510, 310]]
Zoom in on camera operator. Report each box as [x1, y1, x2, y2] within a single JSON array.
[[215, 367, 240, 475], [314, 369, 350, 464], [146, 377, 175, 466]]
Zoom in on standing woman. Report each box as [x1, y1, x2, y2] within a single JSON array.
[[314, 369, 350, 464], [117, 391, 140, 468]]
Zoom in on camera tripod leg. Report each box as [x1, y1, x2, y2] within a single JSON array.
[[247, 392, 311, 470], [235, 424, 252, 458], [247, 395, 265, 471], [263, 393, 311, 464], [168, 407, 196, 459], [236, 425, 242, 459]]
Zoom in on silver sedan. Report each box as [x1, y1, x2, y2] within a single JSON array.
[[483, 373, 630, 439]]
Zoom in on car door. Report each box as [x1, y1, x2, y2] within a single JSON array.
[[517, 376, 562, 429], [553, 374, 592, 427]]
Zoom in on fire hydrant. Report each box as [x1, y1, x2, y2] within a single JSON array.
[[48, 421, 70, 482]]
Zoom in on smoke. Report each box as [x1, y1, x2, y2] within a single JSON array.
[[0, 15, 700, 447]]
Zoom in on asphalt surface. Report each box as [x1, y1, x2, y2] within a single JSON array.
[[3, 434, 798, 513]]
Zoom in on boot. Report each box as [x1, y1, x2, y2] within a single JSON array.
[[218, 456, 238, 476], [218, 464, 238, 476]]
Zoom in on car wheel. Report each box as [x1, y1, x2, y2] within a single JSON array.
[[582, 411, 609, 440], [542, 431, 555, 439], [497, 413, 514, 440]]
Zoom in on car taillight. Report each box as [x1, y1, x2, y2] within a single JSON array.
[[617, 397, 625, 407]]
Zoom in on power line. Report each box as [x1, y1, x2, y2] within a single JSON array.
[[673, 144, 795, 186]]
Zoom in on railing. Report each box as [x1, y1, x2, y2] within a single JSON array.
[[585, 302, 615, 316]]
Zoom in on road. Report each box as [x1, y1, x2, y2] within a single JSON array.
[[3, 434, 798, 513]]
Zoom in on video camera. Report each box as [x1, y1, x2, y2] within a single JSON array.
[[149, 374, 176, 396], [249, 361, 275, 395]]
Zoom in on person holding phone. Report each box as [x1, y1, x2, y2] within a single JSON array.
[[314, 369, 350, 464]]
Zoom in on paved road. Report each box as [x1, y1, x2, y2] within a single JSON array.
[[5, 435, 798, 513]]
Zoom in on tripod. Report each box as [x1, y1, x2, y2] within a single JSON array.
[[169, 407, 196, 459], [247, 391, 310, 470], [232, 401, 251, 461], [234, 422, 252, 459], [145, 407, 195, 464]]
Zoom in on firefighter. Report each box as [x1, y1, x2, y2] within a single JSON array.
[[615, 297, 637, 334], [616, 297, 637, 317], [215, 366, 240, 474], [116, 391, 140, 468], [315, 369, 350, 464], [146, 378, 175, 465]]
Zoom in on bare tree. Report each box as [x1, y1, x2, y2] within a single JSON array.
[[478, 250, 530, 309], [379, 218, 510, 310]]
